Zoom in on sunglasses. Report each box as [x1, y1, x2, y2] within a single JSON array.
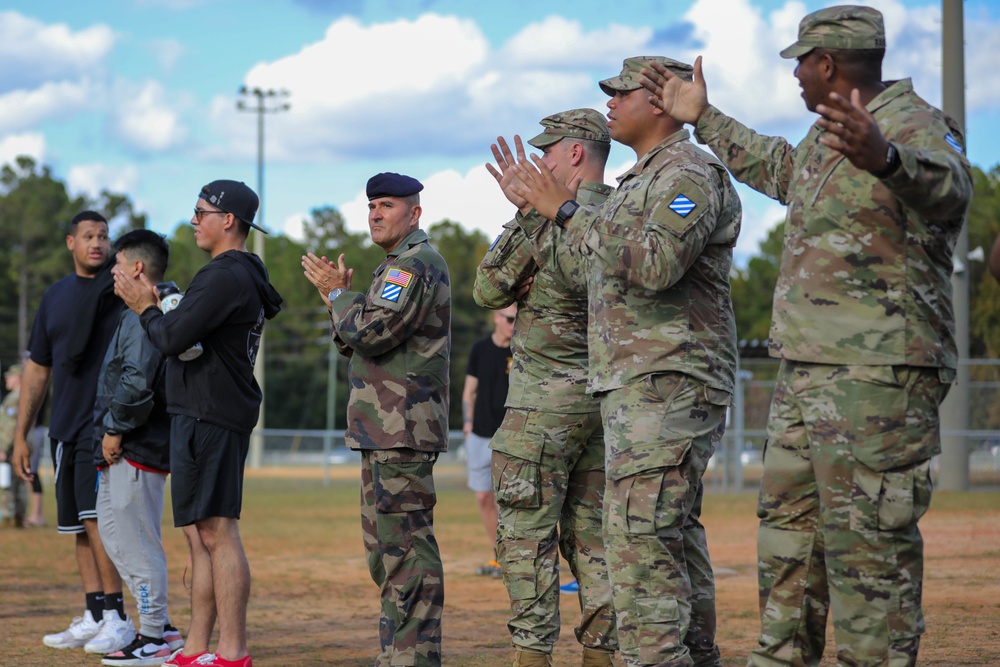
[[193, 208, 227, 222]]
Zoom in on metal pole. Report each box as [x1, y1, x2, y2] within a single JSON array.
[[939, 0, 969, 491], [323, 338, 338, 487]]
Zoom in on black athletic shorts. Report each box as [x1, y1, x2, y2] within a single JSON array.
[[52, 439, 98, 534], [170, 415, 250, 527]]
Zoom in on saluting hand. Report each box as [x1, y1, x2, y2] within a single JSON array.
[[816, 89, 892, 174]]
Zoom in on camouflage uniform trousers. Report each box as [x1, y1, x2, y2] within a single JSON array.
[[601, 372, 728, 667], [751, 361, 952, 667], [360, 448, 444, 667], [491, 408, 617, 656]]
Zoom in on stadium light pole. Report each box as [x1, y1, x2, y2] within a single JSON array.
[[237, 86, 290, 469], [939, 0, 969, 491]]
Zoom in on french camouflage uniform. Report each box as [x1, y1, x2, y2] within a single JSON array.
[[476, 109, 619, 661], [521, 67, 742, 665], [331, 226, 451, 667], [1, 386, 28, 527], [692, 7, 974, 666]]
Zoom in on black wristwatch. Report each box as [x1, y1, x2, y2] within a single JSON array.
[[554, 200, 580, 228], [872, 142, 901, 179]]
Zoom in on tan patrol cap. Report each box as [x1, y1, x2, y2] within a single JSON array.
[[599, 56, 693, 96], [527, 108, 610, 148], [779, 5, 886, 59]]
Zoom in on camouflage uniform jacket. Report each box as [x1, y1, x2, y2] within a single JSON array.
[[0, 389, 18, 449], [519, 130, 742, 396], [695, 78, 973, 367], [474, 182, 612, 414], [331, 229, 452, 452]]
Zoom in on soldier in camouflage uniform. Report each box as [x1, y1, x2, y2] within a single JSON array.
[[303, 172, 450, 667], [1, 363, 29, 527], [477, 110, 618, 667], [513, 57, 742, 667], [641, 6, 973, 666]]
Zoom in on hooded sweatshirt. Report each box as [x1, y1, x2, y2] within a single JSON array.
[[140, 250, 283, 435]]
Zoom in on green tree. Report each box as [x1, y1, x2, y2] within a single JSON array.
[[730, 221, 784, 345], [968, 165, 1000, 358]]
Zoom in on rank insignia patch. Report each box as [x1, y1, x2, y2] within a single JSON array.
[[668, 194, 696, 217]]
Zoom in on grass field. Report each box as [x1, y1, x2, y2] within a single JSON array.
[[1, 465, 998, 666]]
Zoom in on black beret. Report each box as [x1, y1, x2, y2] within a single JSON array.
[[366, 172, 424, 200]]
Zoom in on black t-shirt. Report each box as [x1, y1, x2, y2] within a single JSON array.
[[465, 335, 512, 438], [29, 274, 121, 443]]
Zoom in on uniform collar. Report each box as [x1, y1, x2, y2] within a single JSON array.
[[617, 128, 691, 184], [386, 228, 429, 258]]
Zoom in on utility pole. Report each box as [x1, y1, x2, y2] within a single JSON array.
[[939, 0, 969, 491], [237, 86, 289, 469]]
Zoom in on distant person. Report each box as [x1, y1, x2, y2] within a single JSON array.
[[93, 229, 185, 666], [302, 172, 450, 666], [642, 5, 973, 664], [1, 363, 28, 527], [11, 211, 131, 655], [462, 303, 515, 577], [24, 389, 48, 527], [114, 180, 283, 667]]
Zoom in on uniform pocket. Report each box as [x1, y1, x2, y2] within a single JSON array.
[[493, 453, 541, 510], [373, 457, 436, 514]]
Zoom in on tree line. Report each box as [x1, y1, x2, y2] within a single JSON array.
[[2, 156, 999, 431]]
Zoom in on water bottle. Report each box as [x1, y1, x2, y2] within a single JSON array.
[[156, 282, 204, 361]]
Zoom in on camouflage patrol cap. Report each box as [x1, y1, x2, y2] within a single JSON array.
[[527, 109, 610, 148], [599, 56, 693, 96], [779, 5, 886, 59], [4, 363, 22, 377]]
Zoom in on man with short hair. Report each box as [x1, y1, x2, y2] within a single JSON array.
[[514, 58, 742, 667], [462, 302, 515, 578], [302, 172, 451, 667], [94, 229, 185, 665], [114, 180, 283, 667], [478, 109, 618, 667], [11, 210, 132, 654], [642, 6, 973, 665]]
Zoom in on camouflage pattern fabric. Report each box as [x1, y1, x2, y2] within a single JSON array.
[[0, 388, 17, 448], [602, 373, 728, 667], [1, 388, 28, 527], [694, 79, 973, 368], [331, 228, 451, 452], [474, 182, 611, 414], [751, 361, 951, 667], [490, 408, 616, 655], [360, 448, 444, 667], [517, 129, 742, 396]]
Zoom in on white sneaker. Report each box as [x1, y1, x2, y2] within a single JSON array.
[[84, 610, 136, 654], [43, 610, 103, 649]]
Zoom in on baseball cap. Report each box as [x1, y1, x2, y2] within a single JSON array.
[[198, 180, 266, 234], [5, 363, 22, 377], [779, 5, 886, 59], [527, 109, 610, 148], [600, 56, 694, 96]]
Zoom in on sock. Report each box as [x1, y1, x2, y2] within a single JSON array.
[[105, 591, 127, 621], [85, 591, 105, 620]]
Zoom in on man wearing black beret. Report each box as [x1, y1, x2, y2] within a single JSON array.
[[303, 172, 451, 666]]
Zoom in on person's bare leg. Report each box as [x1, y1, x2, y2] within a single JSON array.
[[76, 530, 105, 594], [476, 490, 499, 547], [83, 518, 123, 598], [197, 517, 249, 660], [29, 491, 44, 525], [180, 524, 217, 657]]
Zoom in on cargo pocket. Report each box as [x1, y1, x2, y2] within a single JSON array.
[[635, 596, 681, 662], [493, 453, 541, 510], [373, 455, 437, 514], [499, 538, 540, 600], [852, 459, 932, 533]]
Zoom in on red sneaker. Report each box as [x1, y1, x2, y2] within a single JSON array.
[[163, 649, 211, 666], [210, 655, 252, 667]]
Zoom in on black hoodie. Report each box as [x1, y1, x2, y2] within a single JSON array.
[[140, 250, 283, 435]]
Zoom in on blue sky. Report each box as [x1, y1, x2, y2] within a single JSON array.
[[1, 0, 998, 265]]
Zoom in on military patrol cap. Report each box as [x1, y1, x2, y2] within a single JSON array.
[[4, 363, 22, 377], [366, 172, 424, 200], [779, 5, 886, 59], [527, 109, 610, 148], [198, 180, 266, 233], [600, 56, 693, 96]]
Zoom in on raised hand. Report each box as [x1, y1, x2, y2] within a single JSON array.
[[486, 135, 531, 211], [511, 154, 578, 221], [816, 89, 892, 173], [302, 252, 353, 308], [639, 56, 710, 125]]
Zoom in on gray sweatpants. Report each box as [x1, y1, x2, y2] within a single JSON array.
[[97, 461, 170, 638]]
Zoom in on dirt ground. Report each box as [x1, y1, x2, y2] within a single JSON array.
[[1, 466, 998, 666]]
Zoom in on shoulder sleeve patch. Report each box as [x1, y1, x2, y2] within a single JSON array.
[[667, 194, 696, 218], [944, 133, 963, 153]]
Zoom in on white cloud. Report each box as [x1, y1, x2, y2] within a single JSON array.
[[0, 11, 114, 90], [109, 80, 189, 153], [0, 132, 46, 168], [281, 211, 309, 241], [501, 16, 653, 69], [66, 163, 140, 199], [0, 79, 98, 134], [150, 38, 186, 74]]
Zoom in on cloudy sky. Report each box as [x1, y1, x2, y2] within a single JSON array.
[[2, 0, 998, 265]]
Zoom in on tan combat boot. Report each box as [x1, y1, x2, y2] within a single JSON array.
[[512, 649, 553, 667], [581, 647, 616, 667]]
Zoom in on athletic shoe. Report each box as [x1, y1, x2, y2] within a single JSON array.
[[85, 610, 137, 654], [163, 649, 212, 666], [205, 655, 253, 667], [559, 580, 579, 594], [42, 610, 103, 649], [163, 625, 185, 651], [101, 633, 171, 666]]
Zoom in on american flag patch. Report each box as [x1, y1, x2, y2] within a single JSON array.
[[385, 268, 413, 288], [668, 194, 696, 217], [380, 283, 403, 302]]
